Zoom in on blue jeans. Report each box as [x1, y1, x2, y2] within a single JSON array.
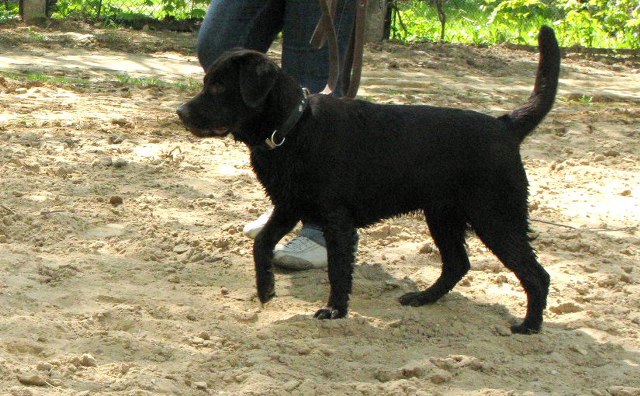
[[196, 0, 356, 94], [196, 0, 357, 246]]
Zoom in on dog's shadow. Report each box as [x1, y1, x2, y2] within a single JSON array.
[[277, 258, 522, 328], [278, 260, 418, 303]]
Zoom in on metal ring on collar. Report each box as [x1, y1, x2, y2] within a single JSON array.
[[265, 130, 286, 150]]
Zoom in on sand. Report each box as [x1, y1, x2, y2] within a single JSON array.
[[0, 24, 639, 395]]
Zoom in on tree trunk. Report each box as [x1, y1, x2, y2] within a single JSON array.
[[21, 0, 47, 23], [365, 0, 388, 42]]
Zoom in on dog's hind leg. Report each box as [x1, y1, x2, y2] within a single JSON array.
[[314, 207, 357, 319], [399, 207, 470, 307], [469, 202, 550, 334], [253, 207, 298, 305]]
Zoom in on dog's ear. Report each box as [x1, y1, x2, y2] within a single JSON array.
[[239, 55, 278, 108]]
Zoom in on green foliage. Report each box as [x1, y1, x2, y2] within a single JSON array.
[[483, 0, 554, 43], [4, 0, 638, 49], [393, 0, 441, 42], [393, 0, 495, 45], [154, 0, 208, 19], [395, 0, 640, 49], [53, 0, 209, 23], [558, 0, 640, 48], [0, 1, 20, 24]]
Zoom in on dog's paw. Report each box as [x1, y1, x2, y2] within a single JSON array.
[[256, 273, 276, 305], [258, 287, 275, 305], [398, 291, 439, 306], [313, 306, 347, 320], [510, 322, 541, 335]]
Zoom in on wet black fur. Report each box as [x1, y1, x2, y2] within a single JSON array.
[[177, 26, 561, 334]]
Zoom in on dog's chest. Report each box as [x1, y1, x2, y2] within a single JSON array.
[[250, 149, 306, 205]]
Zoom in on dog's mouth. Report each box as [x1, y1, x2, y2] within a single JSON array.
[[185, 125, 230, 138], [212, 127, 229, 136], [176, 104, 230, 138]]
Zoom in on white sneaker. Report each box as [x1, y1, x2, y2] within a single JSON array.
[[273, 236, 328, 270], [242, 209, 273, 239]]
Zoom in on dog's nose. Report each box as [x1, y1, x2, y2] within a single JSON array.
[[176, 104, 190, 121]]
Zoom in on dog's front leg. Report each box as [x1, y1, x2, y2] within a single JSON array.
[[314, 208, 357, 320], [253, 207, 298, 305]]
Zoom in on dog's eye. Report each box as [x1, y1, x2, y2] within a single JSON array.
[[209, 83, 225, 95]]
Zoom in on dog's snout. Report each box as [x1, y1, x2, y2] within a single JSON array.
[[176, 104, 190, 121]]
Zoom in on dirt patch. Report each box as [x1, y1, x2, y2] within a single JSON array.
[[1, 24, 639, 395]]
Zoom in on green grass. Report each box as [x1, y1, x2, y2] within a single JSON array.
[[115, 73, 200, 91], [0, 70, 199, 92], [1, 70, 92, 87]]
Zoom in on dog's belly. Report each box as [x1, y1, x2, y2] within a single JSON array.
[[341, 180, 438, 228]]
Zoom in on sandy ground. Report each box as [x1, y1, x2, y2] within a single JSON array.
[[0, 24, 639, 395]]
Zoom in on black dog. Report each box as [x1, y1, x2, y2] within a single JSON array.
[[177, 26, 560, 334]]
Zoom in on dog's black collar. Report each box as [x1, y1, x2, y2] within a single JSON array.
[[264, 87, 310, 150]]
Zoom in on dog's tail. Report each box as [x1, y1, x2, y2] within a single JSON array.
[[500, 26, 560, 143]]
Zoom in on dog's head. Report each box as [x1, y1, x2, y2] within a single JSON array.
[[177, 48, 281, 140]]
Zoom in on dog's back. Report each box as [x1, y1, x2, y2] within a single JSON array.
[[291, 25, 560, 228]]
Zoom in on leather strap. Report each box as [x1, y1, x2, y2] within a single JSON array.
[[311, 0, 339, 94], [311, 0, 368, 98], [344, 0, 368, 98], [264, 87, 310, 150]]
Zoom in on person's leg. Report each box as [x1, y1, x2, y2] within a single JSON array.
[[281, 0, 357, 94], [196, 0, 285, 72], [270, 0, 358, 270], [240, 0, 358, 270]]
